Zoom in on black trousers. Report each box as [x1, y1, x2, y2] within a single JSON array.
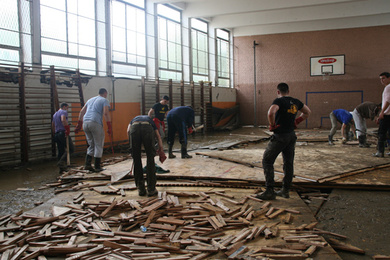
[[54, 131, 74, 166], [130, 123, 156, 192], [262, 132, 297, 189], [377, 115, 390, 153]]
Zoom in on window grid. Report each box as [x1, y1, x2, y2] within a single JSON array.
[[157, 4, 182, 81], [191, 18, 209, 82], [111, 0, 146, 78], [0, 0, 20, 64], [0, 0, 232, 85], [216, 29, 230, 87], [40, 0, 97, 74]]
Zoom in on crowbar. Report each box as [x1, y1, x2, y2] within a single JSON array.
[[66, 135, 70, 166]]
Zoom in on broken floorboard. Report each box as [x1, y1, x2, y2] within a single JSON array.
[[195, 141, 389, 183]]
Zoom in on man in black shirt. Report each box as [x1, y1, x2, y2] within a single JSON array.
[[148, 96, 170, 137], [257, 83, 311, 200]]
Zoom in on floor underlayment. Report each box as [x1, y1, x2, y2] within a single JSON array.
[[0, 127, 389, 259]]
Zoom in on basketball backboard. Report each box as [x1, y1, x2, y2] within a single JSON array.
[[310, 55, 345, 76]]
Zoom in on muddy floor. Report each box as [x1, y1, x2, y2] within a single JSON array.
[[317, 189, 390, 260], [0, 127, 389, 259]]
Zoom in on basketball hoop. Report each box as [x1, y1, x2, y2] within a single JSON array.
[[322, 72, 332, 80]]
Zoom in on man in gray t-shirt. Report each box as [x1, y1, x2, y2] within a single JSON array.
[[351, 101, 381, 148], [75, 88, 112, 172]]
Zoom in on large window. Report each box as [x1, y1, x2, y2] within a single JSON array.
[[216, 29, 230, 87], [191, 18, 209, 83], [112, 0, 146, 78], [40, 0, 96, 73], [157, 4, 182, 81], [0, 0, 20, 64]]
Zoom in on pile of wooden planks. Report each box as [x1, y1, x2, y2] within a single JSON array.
[[0, 189, 353, 260]]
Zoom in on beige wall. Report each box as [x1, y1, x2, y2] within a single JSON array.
[[234, 25, 390, 128]]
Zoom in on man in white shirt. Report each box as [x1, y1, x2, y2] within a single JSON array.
[[373, 72, 390, 157]]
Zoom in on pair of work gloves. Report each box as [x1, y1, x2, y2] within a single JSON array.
[[269, 116, 304, 131], [74, 120, 113, 135]]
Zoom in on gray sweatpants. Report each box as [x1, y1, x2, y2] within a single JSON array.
[[351, 109, 366, 138], [83, 121, 105, 158]]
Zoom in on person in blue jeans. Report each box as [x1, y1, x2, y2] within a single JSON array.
[[328, 109, 356, 145], [257, 83, 311, 200]]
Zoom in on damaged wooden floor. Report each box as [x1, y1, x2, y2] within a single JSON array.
[[1, 128, 389, 259]]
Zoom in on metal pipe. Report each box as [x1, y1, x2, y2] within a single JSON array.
[[253, 41, 259, 127]]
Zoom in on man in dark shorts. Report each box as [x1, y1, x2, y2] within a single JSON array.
[[127, 115, 165, 197], [257, 83, 311, 200]]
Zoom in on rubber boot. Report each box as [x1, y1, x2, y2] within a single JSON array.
[[84, 154, 94, 171], [94, 157, 105, 172], [148, 189, 158, 197], [328, 135, 334, 145], [358, 135, 370, 148], [138, 182, 146, 196], [181, 143, 192, 159], [168, 144, 176, 159], [255, 188, 276, 200], [58, 161, 67, 174], [276, 187, 290, 198]]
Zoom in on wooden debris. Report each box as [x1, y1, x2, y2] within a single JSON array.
[[327, 237, 365, 254], [0, 176, 348, 260]]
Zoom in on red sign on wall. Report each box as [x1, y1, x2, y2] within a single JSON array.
[[318, 58, 337, 64]]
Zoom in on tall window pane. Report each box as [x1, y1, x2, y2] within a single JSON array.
[[157, 4, 182, 81], [216, 29, 230, 87], [191, 18, 208, 82], [111, 0, 146, 78]]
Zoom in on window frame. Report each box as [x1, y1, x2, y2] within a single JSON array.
[[190, 18, 209, 83], [39, 0, 97, 73], [157, 4, 183, 81], [216, 28, 231, 88], [111, 0, 147, 78]]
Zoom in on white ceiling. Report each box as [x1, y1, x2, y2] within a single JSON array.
[[150, 0, 390, 36]]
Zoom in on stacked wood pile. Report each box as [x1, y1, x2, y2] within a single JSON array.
[[0, 189, 354, 260]]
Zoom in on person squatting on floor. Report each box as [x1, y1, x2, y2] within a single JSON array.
[[75, 88, 112, 172], [166, 106, 195, 159], [148, 95, 170, 138], [373, 72, 390, 157], [257, 83, 311, 200], [52, 103, 74, 173], [351, 101, 381, 148], [127, 115, 166, 197], [328, 109, 356, 145]]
